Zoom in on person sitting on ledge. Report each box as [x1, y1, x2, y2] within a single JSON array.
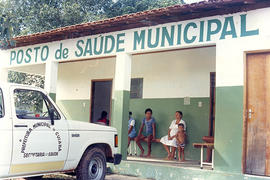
[[135, 108, 156, 158], [160, 111, 186, 160]]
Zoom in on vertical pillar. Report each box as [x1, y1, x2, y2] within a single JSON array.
[[45, 61, 58, 102], [0, 68, 8, 83], [112, 53, 132, 160]]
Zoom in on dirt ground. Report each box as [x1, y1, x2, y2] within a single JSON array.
[[13, 173, 152, 180]]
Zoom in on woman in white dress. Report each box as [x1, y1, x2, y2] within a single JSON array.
[[160, 111, 186, 159]]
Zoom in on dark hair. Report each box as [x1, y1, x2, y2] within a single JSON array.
[[129, 111, 132, 115], [178, 123, 185, 128], [176, 111, 183, 117], [145, 108, 153, 114], [101, 111, 108, 118]]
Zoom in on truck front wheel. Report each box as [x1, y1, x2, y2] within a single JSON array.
[[77, 147, 106, 180]]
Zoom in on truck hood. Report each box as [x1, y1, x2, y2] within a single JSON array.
[[67, 120, 117, 132]]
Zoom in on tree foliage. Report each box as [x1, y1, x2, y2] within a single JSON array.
[[2, 0, 185, 87], [105, 0, 185, 18], [8, 71, 44, 88], [0, 1, 17, 48], [2, 0, 114, 36], [1, 0, 185, 36]]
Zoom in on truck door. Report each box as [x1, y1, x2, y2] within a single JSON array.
[[9, 87, 69, 176], [0, 87, 12, 178]]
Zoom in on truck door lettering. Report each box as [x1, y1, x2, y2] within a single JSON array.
[[20, 122, 62, 158]]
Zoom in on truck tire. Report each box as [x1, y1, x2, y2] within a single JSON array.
[[77, 147, 106, 180]]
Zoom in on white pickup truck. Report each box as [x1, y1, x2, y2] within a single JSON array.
[[0, 83, 121, 180]]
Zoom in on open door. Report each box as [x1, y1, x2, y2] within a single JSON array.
[[90, 80, 112, 124], [209, 72, 216, 137]]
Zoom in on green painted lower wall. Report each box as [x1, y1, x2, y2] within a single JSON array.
[[129, 97, 210, 160], [57, 97, 210, 161], [108, 161, 269, 180], [214, 86, 244, 173], [56, 100, 90, 122]]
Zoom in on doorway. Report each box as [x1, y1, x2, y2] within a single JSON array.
[[90, 80, 112, 124], [209, 72, 216, 137], [244, 52, 270, 176]]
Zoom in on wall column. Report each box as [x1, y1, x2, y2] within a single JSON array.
[[112, 53, 132, 160], [45, 61, 58, 102], [0, 68, 8, 83]]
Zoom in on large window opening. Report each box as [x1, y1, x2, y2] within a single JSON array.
[[128, 46, 216, 169]]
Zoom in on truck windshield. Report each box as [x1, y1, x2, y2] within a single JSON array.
[[0, 89, 4, 118], [14, 89, 60, 120]]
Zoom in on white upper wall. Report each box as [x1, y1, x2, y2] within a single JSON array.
[[57, 46, 215, 100], [57, 57, 116, 100], [8, 64, 45, 76], [132, 47, 215, 98], [216, 35, 270, 87]]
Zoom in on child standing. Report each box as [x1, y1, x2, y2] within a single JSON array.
[[128, 111, 137, 147], [176, 123, 186, 161]]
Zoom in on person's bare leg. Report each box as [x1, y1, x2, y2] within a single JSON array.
[[171, 147, 176, 159], [181, 148, 185, 161], [146, 135, 153, 157], [177, 147, 181, 161], [170, 147, 176, 160], [128, 136, 131, 147], [163, 144, 171, 159], [135, 136, 144, 157]]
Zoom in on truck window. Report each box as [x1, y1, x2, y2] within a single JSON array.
[[14, 89, 60, 120], [0, 89, 4, 118]]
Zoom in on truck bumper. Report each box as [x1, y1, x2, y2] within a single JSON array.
[[113, 154, 122, 165]]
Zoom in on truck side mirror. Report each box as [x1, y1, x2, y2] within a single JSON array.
[[49, 108, 55, 125]]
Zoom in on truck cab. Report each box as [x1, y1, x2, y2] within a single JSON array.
[[0, 83, 121, 180]]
